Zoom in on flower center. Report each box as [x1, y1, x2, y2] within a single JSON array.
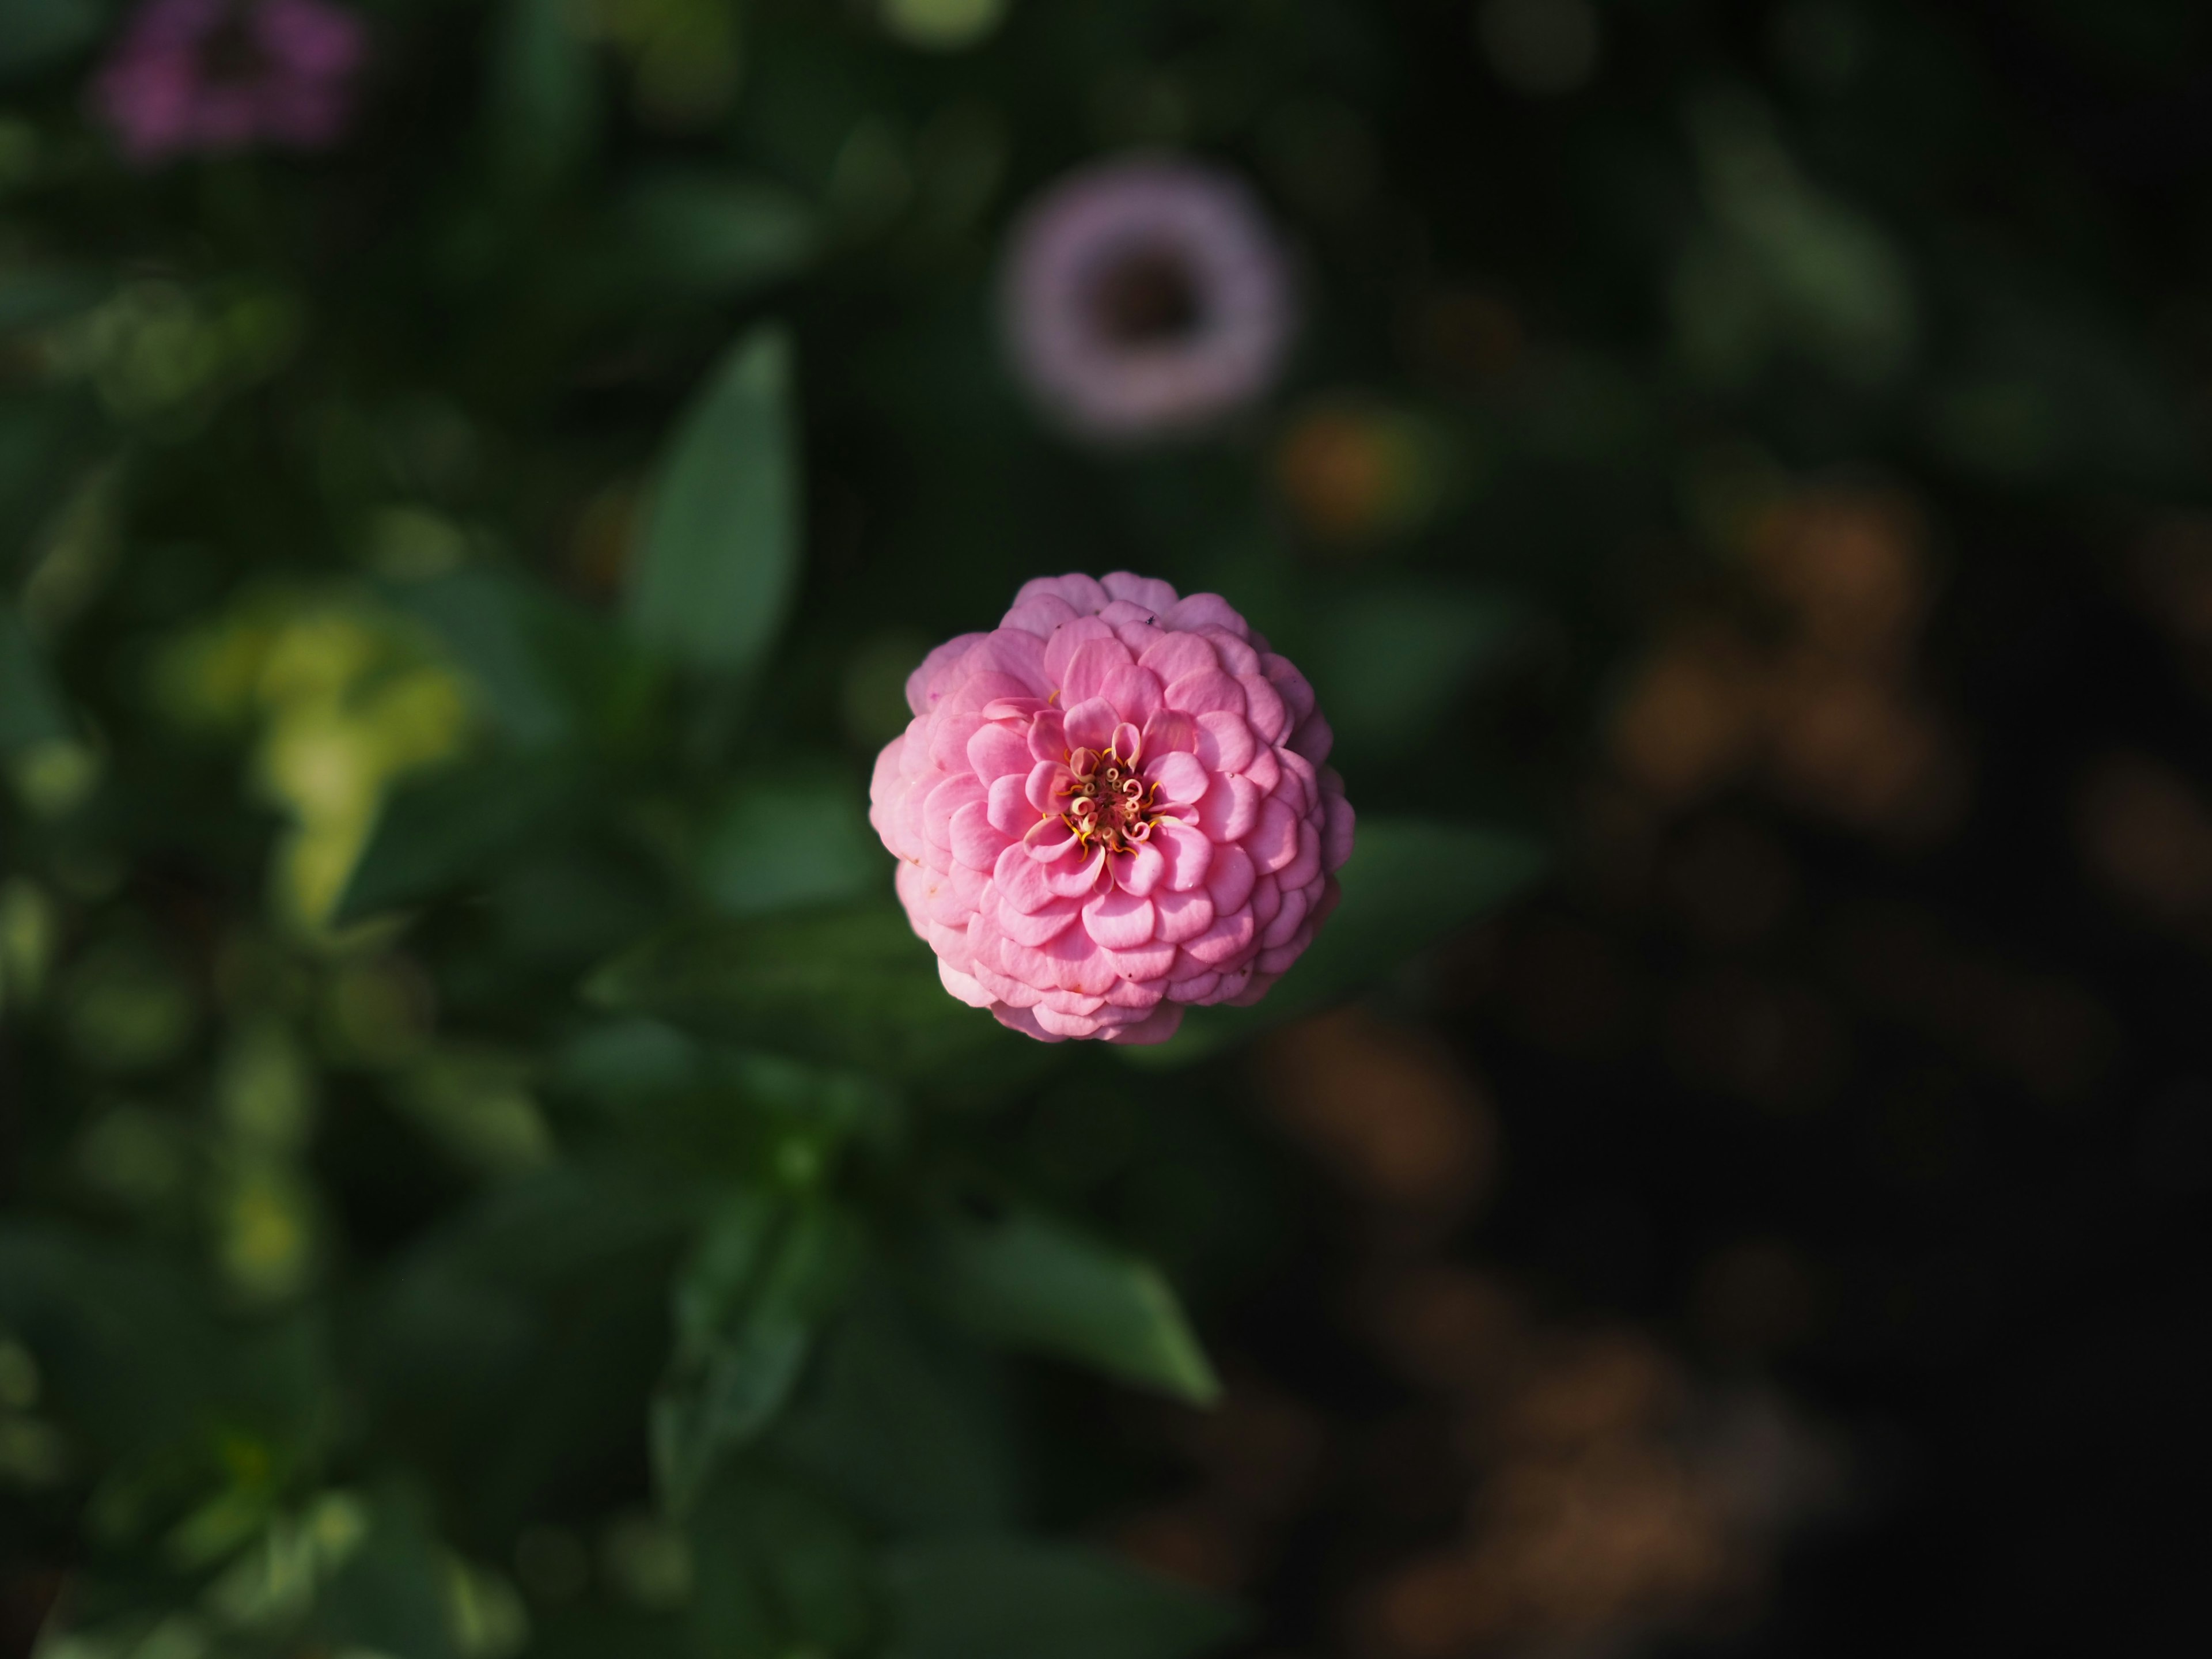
[[1089, 245, 1205, 346], [1060, 743, 1157, 853]]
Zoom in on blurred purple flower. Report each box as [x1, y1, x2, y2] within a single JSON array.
[[1002, 158, 1296, 442], [92, 0, 367, 165]]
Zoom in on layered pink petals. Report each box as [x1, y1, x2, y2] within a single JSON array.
[[869, 571, 1354, 1044]]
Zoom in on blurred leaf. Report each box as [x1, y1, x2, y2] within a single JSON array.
[[310, 1488, 457, 1659], [884, 1540, 1245, 1659], [626, 325, 801, 679], [0, 0, 103, 79], [586, 902, 1007, 1075], [688, 1466, 873, 1659], [0, 604, 67, 752], [603, 169, 817, 301], [1133, 817, 1547, 1066], [767, 1281, 1020, 1539], [382, 566, 575, 748], [653, 1190, 864, 1514], [335, 752, 586, 923], [1323, 586, 1526, 759], [702, 773, 880, 916], [486, 0, 601, 200], [0, 266, 109, 334], [916, 1203, 1219, 1405], [0, 1225, 223, 1463], [0, 389, 100, 573]]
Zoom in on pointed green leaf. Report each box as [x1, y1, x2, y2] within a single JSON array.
[[653, 1192, 862, 1514], [626, 325, 801, 678], [885, 1540, 1245, 1659], [1131, 816, 1547, 1066], [918, 1205, 1219, 1405]]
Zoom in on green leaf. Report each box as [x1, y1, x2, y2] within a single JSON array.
[[310, 1487, 457, 1659], [0, 605, 66, 752], [689, 1467, 874, 1659], [626, 325, 802, 679], [334, 751, 586, 923], [702, 773, 881, 917], [884, 1540, 1245, 1659], [0, 0, 104, 79], [605, 170, 817, 301], [653, 1191, 863, 1514], [585, 902, 1010, 1076], [1132, 816, 1547, 1066], [916, 1204, 1219, 1405], [485, 0, 601, 200], [1323, 586, 1527, 760], [0, 266, 109, 335], [766, 1282, 1020, 1539]]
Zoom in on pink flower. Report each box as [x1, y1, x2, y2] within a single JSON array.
[[1001, 159, 1296, 442], [92, 0, 367, 165], [870, 573, 1355, 1045]]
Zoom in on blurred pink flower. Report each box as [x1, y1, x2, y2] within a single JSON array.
[[92, 0, 366, 165], [870, 573, 1354, 1044], [1002, 159, 1296, 442]]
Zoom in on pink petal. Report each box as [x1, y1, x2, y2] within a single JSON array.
[[1097, 1003, 1183, 1044], [1101, 571, 1181, 615], [1138, 631, 1219, 684], [992, 1005, 1065, 1042], [1001, 594, 1080, 639], [1247, 798, 1300, 873], [1154, 819, 1214, 892], [1142, 709, 1198, 755], [1207, 843, 1256, 914], [1203, 629, 1261, 676], [1062, 697, 1120, 753], [923, 775, 986, 850], [1290, 712, 1335, 765], [1165, 593, 1247, 635], [1259, 884, 1311, 950], [1023, 817, 1080, 860], [938, 959, 994, 1009], [1062, 637, 1135, 705], [1182, 910, 1257, 967], [950, 800, 1007, 873], [967, 722, 1032, 783], [1105, 940, 1177, 981], [1082, 888, 1157, 950], [1099, 662, 1165, 724], [1238, 673, 1289, 743], [1043, 615, 1117, 691], [992, 841, 1056, 912], [1025, 760, 1074, 813], [1164, 669, 1246, 718], [997, 893, 1083, 946], [906, 632, 985, 715], [1028, 707, 1067, 763], [1280, 819, 1323, 892], [1324, 789, 1356, 872], [987, 772, 1036, 835], [1119, 842, 1167, 897], [1153, 887, 1215, 944], [1195, 774, 1260, 842], [1193, 710, 1255, 774], [1147, 749, 1209, 805], [1046, 844, 1109, 898]]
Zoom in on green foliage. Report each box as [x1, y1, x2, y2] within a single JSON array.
[[914, 1203, 1220, 1404], [627, 325, 802, 682], [587, 903, 1011, 1075], [0, 0, 104, 81], [882, 1540, 1245, 1659]]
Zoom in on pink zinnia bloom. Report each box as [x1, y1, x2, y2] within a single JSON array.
[[92, 0, 367, 165], [1002, 159, 1296, 442], [870, 573, 1355, 1045]]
